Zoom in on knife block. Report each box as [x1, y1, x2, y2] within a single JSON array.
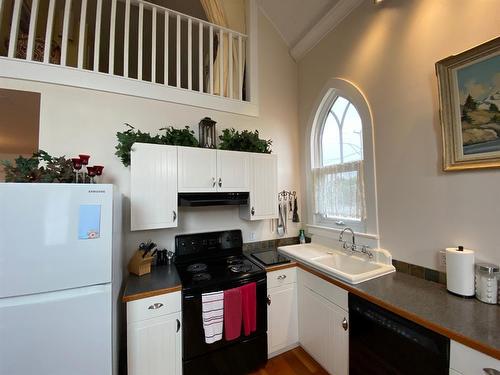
[[128, 251, 155, 276]]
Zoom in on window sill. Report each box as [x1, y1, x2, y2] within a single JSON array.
[[306, 224, 379, 240]]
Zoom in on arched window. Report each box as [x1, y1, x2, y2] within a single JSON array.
[[309, 79, 377, 235]]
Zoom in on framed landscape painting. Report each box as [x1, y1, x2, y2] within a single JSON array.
[[436, 36, 500, 171]]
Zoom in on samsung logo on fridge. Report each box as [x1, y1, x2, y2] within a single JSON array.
[[88, 190, 106, 193]]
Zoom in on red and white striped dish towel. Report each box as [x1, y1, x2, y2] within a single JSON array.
[[201, 291, 224, 344]]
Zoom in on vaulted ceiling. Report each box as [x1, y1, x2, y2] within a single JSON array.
[[259, 0, 363, 61], [259, 0, 339, 47]]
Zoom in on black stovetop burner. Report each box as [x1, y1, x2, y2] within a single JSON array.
[[174, 230, 265, 292]]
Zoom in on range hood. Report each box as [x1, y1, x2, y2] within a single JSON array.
[[178, 192, 249, 207]]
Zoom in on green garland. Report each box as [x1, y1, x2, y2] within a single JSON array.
[[1, 150, 74, 183], [115, 123, 199, 167], [218, 128, 272, 154], [115, 124, 273, 167]]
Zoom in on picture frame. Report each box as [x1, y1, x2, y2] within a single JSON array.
[[436, 36, 500, 171]]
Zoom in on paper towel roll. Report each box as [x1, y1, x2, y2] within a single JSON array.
[[446, 247, 475, 297]]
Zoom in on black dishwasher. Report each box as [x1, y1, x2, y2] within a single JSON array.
[[349, 294, 449, 375]]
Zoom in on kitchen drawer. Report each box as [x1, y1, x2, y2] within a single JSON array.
[[127, 291, 181, 324], [450, 340, 500, 375], [298, 268, 348, 311], [268, 267, 297, 289]]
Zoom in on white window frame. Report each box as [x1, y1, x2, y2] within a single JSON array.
[[305, 78, 379, 239]]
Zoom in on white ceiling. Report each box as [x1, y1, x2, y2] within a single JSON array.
[[259, 0, 339, 47]]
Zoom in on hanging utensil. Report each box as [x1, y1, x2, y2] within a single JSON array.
[[292, 195, 300, 223], [277, 202, 284, 236]]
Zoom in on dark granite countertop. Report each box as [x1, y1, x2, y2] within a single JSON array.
[[295, 261, 500, 360], [122, 264, 181, 302]]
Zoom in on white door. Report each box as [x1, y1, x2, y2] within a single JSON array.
[[216, 150, 250, 192], [247, 153, 278, 220], [131, 143, 178, 231], [0, 284, 112, 375], [267, 283, 298, 355], [127, 312, 182, 375], [177, 146, 217, 192], [299, 285, 348, 375], [0, 183, 112, 298]]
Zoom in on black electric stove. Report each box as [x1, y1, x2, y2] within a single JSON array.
[[175, 254, 264, 292], [174, 230, 267, 375]]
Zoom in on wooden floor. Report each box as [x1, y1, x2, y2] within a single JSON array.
[[249, 347, 329, 375]]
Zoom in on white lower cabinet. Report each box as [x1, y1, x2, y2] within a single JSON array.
[[267, 268, 298, 357], [450, 340, 500, 375], [127, 292, 182, 375], [298, 269, 349, 375]]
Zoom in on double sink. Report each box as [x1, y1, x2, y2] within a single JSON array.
[[277, 243, 395, 284]]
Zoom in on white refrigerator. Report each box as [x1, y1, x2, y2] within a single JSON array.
[[0, 183, 113, 375]]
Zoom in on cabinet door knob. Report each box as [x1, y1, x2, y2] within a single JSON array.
[[277, 275, 287, 280], [342, 317, 349, 331], [266, 295, 271, 306], [148, 303, 163, 310], [212, 177, 216, 188], [173, 210, 177, 221], [176, 319, 181, 333], [251, 207, 255, 216], [484, 369, 500, 375], [218, 177, 222, 187]]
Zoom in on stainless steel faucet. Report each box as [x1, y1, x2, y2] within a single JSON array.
[[338, 227, 373, 258], [339, 227, 355, 250]]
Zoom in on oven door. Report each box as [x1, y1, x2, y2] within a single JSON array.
[[182, 276, 267, 361]]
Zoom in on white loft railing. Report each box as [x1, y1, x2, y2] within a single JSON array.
[[0, 0, 257, 115]]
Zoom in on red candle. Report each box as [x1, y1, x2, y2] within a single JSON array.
[[79, 154, 90, 165]]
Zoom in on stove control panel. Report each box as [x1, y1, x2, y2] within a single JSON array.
[[175, 230, 243, 258]]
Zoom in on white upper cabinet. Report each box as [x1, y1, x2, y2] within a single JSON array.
[[240, 153, 278, 220], [178, 147, 217, 192], [177, 147, 250, 193], [216, 150, 250, 192], [130, 143, 178, 231]]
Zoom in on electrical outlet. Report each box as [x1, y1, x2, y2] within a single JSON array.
[[249, 232, 256, 241], [439, 250, 446, 269]]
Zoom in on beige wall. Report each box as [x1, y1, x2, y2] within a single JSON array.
[[0, 9, 299, 372], [298, 0, 500, 270]]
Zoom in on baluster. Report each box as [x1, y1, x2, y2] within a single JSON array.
[[0, 0, 3, 33], [93, 0, 102, 71], [238, 35, 242, 100], [137, 2, 143, 80], [151, 7, 156, 83], [198, 22, 203, 92], [187, 17, 192, 90], [124, 0, 130, 77], [77, 0, 87, 68], [164, 10, 169, 85], [26, 0, 39, 61], [209, 25, 213, 94], [43, 0, 55, 64], [60, 0, 71, 65], [109, 0, 117, 74], [7, 0, 21, 58], [228, 32, 233, 99], [176, 14, 180, 87], [219, 29, 223, 97]]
